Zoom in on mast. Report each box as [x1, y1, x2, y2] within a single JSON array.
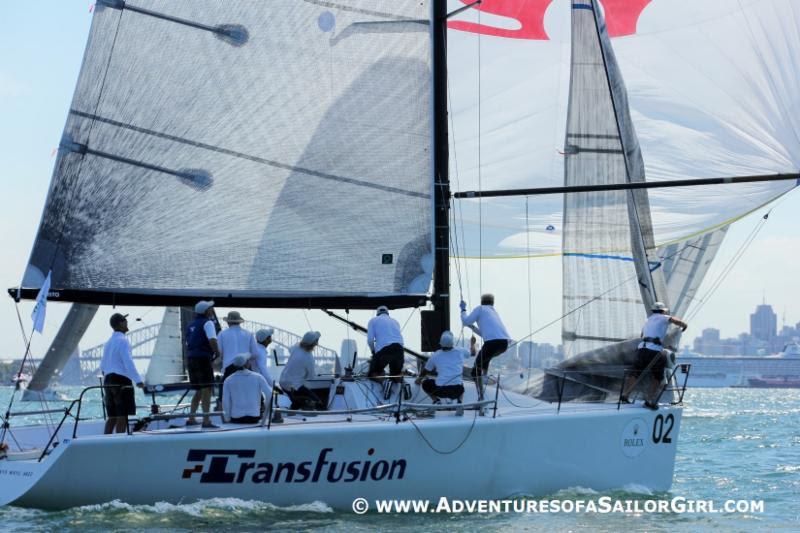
[[432, 0, 450, 335]]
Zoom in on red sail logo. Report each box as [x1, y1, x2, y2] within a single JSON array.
[[447, 0, 651, 40]]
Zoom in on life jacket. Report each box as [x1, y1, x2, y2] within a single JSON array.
[[186, 315, 213, 359]]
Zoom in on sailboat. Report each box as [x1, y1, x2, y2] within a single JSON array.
[[0, 0, 796, 510]]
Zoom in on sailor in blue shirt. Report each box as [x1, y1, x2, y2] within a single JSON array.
[[185, 300, 221, 428], [460, 293, 511, 397]]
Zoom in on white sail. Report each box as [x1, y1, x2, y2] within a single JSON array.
[[144, 307, 184, 386], [20, 1, 434, 304], [447, 0, 798, 260]]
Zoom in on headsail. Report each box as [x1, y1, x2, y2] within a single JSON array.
[[561, 0, 667, 356], [18, 1, 434, 308], [144, 307, 185, 386]]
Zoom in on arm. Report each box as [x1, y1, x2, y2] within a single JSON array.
[[669, 316, 688, 331], [122, 340, 143, 386], [415, 357, 436, 383], [256, 351, 274, 388], [222, 377, 232, 422], [469, 336, 478, 357], [204, 321, 221, 360], [461, 306, 481, 328], [366, 320, 376, 354]]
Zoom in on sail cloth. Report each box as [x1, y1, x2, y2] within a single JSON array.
[[447, 0, 799, 260], [21, 1, 434, 304], [561, 0, 668, 356], [25, 303, 98, 392], [144, 307, 185, 386]]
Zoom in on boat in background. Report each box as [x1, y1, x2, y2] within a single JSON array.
[[678, 341, 800, 388]]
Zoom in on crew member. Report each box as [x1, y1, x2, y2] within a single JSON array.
[[217, 310, 260, 402], [185, 300, 221, 428], [623, 301, 688, 409], [100, 313, 143, 434], [279, 331, 323, 410], [253, 328, 276, 388], [222, 353, 272, 424], [460, 293, 512, 396], [416, 331, 476, 416], [366, 305, 405, 398]]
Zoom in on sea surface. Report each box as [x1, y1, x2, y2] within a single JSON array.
[[0, 387, 797, 532]]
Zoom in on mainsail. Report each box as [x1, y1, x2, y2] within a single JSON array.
[[18, 1, 434, 308]]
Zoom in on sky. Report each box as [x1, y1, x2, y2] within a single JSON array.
[[0, 2, 798, 364]]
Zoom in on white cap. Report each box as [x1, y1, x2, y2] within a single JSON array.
[[256, 328, 274, 343], [231, 353, 249, 367], [652, 301, 669, 313], [194, 300, 215, 314], [301, 331, 321, 346], [376, 305, 389, 315], [439, 330, 454, 348]]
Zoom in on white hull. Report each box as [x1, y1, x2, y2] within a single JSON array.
[[0, 383, 682, 510]]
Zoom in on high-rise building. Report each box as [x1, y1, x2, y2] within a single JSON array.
[[750, 304, 777, 342]]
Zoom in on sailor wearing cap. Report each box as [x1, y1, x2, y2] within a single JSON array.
[[623, 301, 688, 409], [279, 331, 324, 410], [415, 331, 475, 415], [217, 310, 260, 380], [253, 328, 276, 388], [100, 312, 143, 434], [222, 353, 272, 424], [185, 300, 221, 428], [366, 306, 405, 390]]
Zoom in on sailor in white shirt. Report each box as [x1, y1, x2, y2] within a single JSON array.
[[253, 328, 276, 388], [460, 294, 511, 391], [223, 353, 272, 424], [218, 310, 260, 379], [100, 313, 143, 434], [623, 301, 688, 409], [415, 331, 475, 415], [366, 306, 406, 399], [279, 331, 323, 410]]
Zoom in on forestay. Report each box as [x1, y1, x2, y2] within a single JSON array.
[[21, 1, 434, 305]]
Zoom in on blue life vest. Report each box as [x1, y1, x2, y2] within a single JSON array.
[[186, 315, 213, 359]]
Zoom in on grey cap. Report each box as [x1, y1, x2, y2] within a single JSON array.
[[194, 300, 215, 314], [256, 328, 274, 343], [231, 353, 249, 368], [439, 330, 454, 348], [376, 305, 389, 315], [301, 331, 321, 346], [223, 310, 245, 324]]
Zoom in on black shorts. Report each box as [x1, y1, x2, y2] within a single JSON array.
[[472, 339, 509, 376], [633, 348, 666, 380], [187, 357, 214, 389], [104, 373, 135, 417], [421, 378, 464, 400], [369, 343, 404, 378]]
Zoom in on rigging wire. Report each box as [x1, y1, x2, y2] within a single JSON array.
[[477, 7, 483, 297], [525, 197, 534, 375]]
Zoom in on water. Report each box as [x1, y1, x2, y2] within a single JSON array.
[[0, 387, 797, 531]]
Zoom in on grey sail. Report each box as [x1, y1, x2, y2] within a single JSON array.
[[24, 303, 98, 394], [20, 1, 433, 307], [658, 228, 729, 318], [561, 0, 667, 358]]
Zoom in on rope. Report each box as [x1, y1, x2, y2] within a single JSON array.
[[406, 404, 479, 455]]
